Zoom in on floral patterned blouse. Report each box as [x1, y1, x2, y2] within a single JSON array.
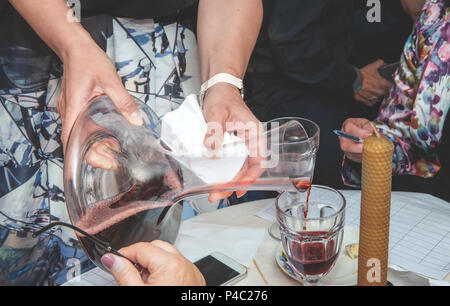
[[343, 0, 449, 186]]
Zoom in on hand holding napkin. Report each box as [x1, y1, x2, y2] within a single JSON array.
[[160, 95, 249, 184]]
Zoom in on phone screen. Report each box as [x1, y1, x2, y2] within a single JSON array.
[[194, 255, 240, 286]]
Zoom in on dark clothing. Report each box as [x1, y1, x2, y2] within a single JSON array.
[[248, 0, 357, 98], [0, 0, 197, 20], [350, 0, 413, 67], [80, 0, 196, 19], [246, 0, 367, 189]]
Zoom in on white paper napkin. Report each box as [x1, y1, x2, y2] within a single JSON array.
[[160, 95, 248, 184]]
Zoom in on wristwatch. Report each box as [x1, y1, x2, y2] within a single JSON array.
[[199, 73, 244, 106]]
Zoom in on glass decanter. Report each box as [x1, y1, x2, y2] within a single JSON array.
[[63, 95, 318, 269]]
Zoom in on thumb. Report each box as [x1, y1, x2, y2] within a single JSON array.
[[374, 59, 387, 69], [101, 254, 144, 286], [104, 79, 143, 126], [361, 120, 376, 133]]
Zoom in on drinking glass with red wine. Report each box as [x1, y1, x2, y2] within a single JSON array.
[[265, 118, 320, 240], [276, 186, 346, 286]]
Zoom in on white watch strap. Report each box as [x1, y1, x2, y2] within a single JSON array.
[[199, 73, 244, 106]]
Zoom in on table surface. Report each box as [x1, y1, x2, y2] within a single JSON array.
[[68, 192, 450, 286], [183, 197, 450, 286]]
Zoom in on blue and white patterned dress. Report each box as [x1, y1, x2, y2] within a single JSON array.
[[0, 13, 200, 285]]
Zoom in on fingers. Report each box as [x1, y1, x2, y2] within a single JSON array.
[[342, 118, 374, 138], [202, 84, 263, 202], [358, 83, 385, 103], [204, 116, 225, 151], [372, 59, 393, 88], [357, 59, 393, 106], [239, 156, 265, 185], [149, 240, 180, 254], [103, 76, 143, 127], [58, 46, 142, 154], [235, 191, 247, 198], [118, 241, 205, 286], [101, 253, 145, 286], [202, 83, 252, 150], [373, 59, 387, 69], [340, 138, 364, 154], [209, 191, 233, 203], [203, 102, 225, 151], [339, 137, 363, 163], [207, 137, 264, 203], [339, 118, 375, 162], [207, 152, 264, 203], [118, 241, 180, 273], [203, 115, 230, 202], [85, 140, 120, 170]]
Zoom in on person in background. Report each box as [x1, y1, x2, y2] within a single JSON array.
[[244, 0, 395, 193], [339, 0, 450, 201], [0, 0, 262, 285], [350, 0, 413, 68]]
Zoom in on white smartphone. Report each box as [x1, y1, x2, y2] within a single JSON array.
[[193, 252, 247, 286]]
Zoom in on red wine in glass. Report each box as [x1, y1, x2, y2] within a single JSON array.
[[277, 186, 345, 285], [285, 231, 338, 276]]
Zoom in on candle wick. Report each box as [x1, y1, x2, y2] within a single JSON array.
[[370, 122, 381, 138]]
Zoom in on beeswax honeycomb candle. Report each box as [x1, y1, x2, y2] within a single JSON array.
[[357, 125, 394, 286]]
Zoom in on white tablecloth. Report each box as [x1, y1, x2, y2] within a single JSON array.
[[176, 195, 450, 286], [66, 192, 450, 286]]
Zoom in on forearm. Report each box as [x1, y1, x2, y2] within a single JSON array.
[[9, 0, 95, 61], [197, 0, 263, 81]]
